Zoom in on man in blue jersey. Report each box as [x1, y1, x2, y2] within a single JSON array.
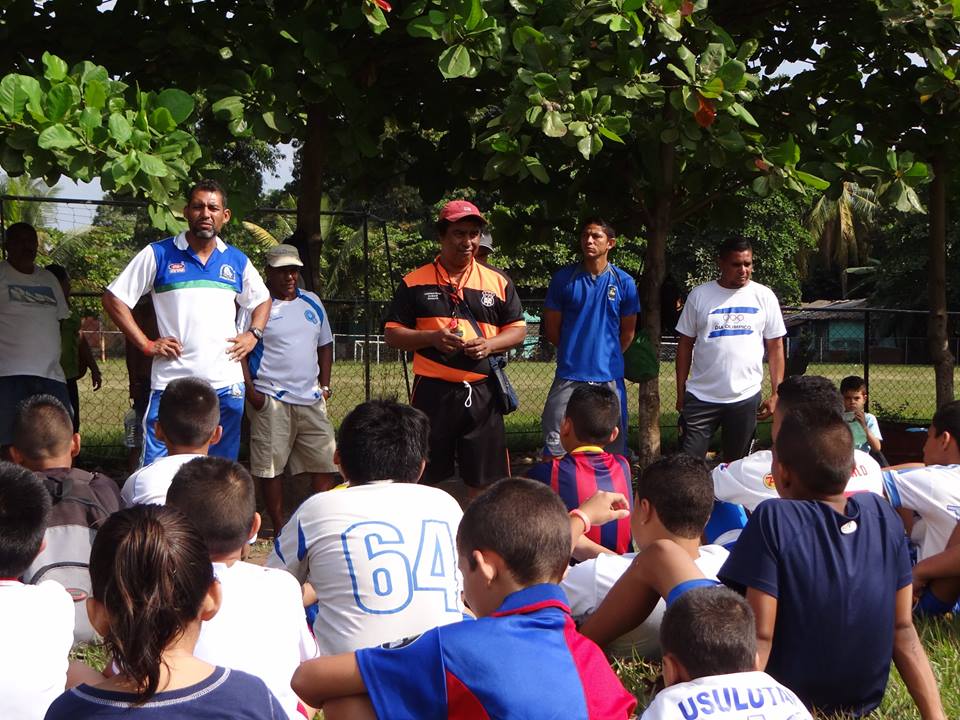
[[542, 218, 639, 458], [241, 244, 336, 534], [103, 179, 271, 465]]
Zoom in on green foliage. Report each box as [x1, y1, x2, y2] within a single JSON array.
[[0, 55, 200, 232]]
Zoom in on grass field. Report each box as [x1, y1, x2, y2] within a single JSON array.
[[76, 357, 944, 460]]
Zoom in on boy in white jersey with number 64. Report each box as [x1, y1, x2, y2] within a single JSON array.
[[268, 400, 464, 654]]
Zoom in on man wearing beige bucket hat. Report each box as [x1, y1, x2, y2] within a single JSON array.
[[241, 243, 336, 533]]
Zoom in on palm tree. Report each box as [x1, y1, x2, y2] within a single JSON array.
[[805, 181, 879, 270], [0, 174, 59, 228]]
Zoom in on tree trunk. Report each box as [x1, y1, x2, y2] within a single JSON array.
[[928, 152, 953, 408], [295, 104, 327, 291], [635, 130, 675, 469]]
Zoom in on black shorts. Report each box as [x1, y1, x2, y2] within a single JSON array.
[[411, 375, 509, 488]]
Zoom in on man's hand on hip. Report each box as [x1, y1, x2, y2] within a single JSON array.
[[143, 337, 183, 358], [226, 331, 258, 361]]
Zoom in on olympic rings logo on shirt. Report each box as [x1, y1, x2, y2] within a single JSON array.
[[722, 314, 745, 323]]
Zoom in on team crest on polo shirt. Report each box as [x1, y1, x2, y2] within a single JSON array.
[[480, 290, 495, 307], [763, 473, 776, 489], [219, 264, 236, 281], [607, 285, 617, 300], [304, 309, 318, 324], [167, 262, 186, 274]]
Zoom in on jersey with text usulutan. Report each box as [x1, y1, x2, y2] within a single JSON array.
[[385, 258, 524, 383]]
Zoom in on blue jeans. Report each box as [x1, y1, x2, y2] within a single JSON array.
[[0, 375, 71, 446], [141, 383, 245, 466]]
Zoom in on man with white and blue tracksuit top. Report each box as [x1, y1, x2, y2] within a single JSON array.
[[102, 179, 271, 465]]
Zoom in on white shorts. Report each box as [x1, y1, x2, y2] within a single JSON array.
[[248, 395, 337, 478]]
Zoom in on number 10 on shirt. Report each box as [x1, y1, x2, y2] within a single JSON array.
[[341, 520, 459, 615]]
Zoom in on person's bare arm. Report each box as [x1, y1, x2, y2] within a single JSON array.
[[580, 539, 703, 648], [384, 325, 464, 355], [758, 337, 785, 421], [891, 585, 947, 719], [619, 313, 637, 353], [569, 490, 630, 551], [240, 357, 266, 410], [675, 334, 694, 412], [745, 587, 778, 668], [291, 653, 367, 708], [572, 535, 616, 562], [318, 342, 332, 392], [543, 309, 561, 347], [102, 290, 181, 358], [227, 298, 271, 361], [78, 335, 102, 390]]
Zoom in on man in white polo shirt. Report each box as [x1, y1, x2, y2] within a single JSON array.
[[102, 179, 271, 465], [676, 236, 786, 461], [241, 244, 336, 534]]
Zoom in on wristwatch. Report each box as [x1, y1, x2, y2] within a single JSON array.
[[320, 385, 333, 397], [250, 327, 264, 340]]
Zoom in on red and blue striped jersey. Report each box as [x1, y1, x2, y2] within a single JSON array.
[[355, 584, 636, 719], [528, 447, 633, 554]]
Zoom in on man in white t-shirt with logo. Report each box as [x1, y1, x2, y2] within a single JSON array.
[[676, 236, 785, 461], [712, 376, 884, 544], [268, 400, 464, 655], [0, 223, 71, 451], [102, 179, 271, 465], [241, 244, 336, 534]]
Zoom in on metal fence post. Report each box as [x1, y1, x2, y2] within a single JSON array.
[[863, 309, 871, 410], [362, 212, 371, 402]]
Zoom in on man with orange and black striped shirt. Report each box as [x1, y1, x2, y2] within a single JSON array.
[[384, 201, 526, 498]]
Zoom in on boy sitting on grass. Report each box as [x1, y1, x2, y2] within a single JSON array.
[[528, 384, 633, 557], [641, 586, 812, 720], [290, 478, 637, 720], [562, 453, 728, 659], [719, 406, 944, 719], [121, 376, 221, 506], [840, 375, 883, 454], [166, 456, 318, 720]]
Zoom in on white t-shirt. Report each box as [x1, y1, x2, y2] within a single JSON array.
[[713, 449, 884, 512], [107, 234, 269, 390], [267, 482, 464, 654], [0, 262, 69, 380], [0, 580, 74, 720], [676, 281, 786, 403], [883, 464, 960, 561], [120, 453, 205, 506], [641, 671, 813, 720], [243, 290, 334, 405], [194, 561, 318, 720], [561, 545, 728, 659]]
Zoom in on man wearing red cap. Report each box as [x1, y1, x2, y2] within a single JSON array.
[[384, 201, 526, 497]]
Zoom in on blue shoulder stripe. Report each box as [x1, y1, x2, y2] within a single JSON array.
[[297, 290, 326, 325]]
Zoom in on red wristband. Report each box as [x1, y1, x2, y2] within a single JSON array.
[[142, 340, 156, 356], [569, 509, 591, 534]]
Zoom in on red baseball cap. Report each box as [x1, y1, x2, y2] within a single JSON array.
[[438, 200, 486, 224]]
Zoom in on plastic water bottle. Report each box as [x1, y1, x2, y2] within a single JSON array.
[[123, 408, 138, 448]]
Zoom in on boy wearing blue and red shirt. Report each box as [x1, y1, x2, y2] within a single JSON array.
[[529, 384, 633, 556], [292, 478, 636, 720]]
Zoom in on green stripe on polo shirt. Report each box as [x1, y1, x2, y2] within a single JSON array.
[[155, 279, 236, 293]]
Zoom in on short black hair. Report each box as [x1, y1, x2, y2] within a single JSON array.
[[932, 400, 960, 440], [157, 377, 220, 449], [166, 457, 255, 556], [717, 235, 753, 258], [457, 478, 570, 585], [12, 395, 74, 461], [579, 216, 616, 239], [337, 400, 429, 484], [565, 385, 620, 445], [839, 376, 867, 395], [774, 406, 853, 495], [0, 461, 51, 577], [635, 454, 712, 538], [660, 586, 757, 678], [186, 178, 228, 207], [6, 222, 37, 245], [777, 375, 843, 415]]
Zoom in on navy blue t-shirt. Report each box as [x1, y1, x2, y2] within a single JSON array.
[[719, 494, 911, 717], [44, 666, 285, 719], [545, 263, 639, 382]]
